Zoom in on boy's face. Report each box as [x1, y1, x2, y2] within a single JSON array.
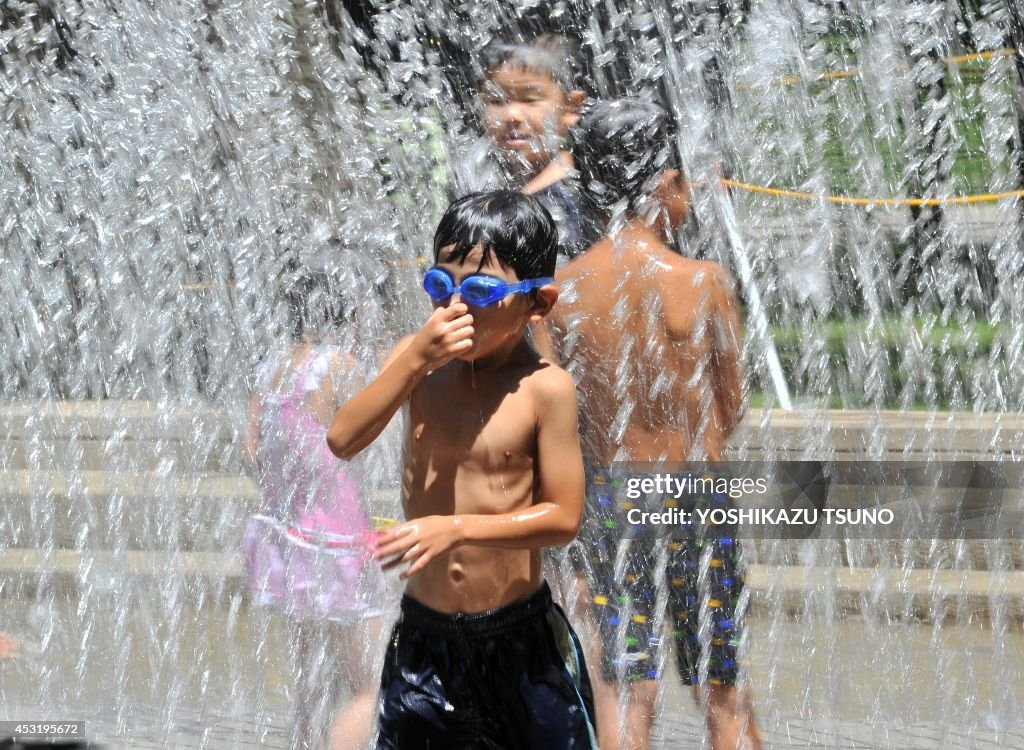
[[481, 63, 582, 169], [432, 243, 555, 362]]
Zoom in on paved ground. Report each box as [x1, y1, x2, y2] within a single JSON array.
[[4, 604, 1023, 749], [4, 703, 1023, 749]]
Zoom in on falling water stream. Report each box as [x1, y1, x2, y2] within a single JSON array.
[[1, 0, 1023, 747]]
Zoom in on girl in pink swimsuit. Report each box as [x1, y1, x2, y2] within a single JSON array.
[[243, 272, 391, 750], [244, 345, 385, 620]]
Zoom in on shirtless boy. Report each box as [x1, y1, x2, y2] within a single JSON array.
[[327, 190, 597, 749], [540, 99, 761, 750]]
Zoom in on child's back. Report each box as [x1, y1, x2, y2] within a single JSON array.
[[256, 346, 364, 527], [246, 343, 382, 618], [552, 232, 742, 463], [547, 98, 761, 750]]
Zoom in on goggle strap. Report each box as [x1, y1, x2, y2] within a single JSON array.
[[520, 277, 554, 293]]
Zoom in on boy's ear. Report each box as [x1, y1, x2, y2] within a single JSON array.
[[653, 169, 690, 230], [562, 90, 587, 128], [528, 284, 558, 322]]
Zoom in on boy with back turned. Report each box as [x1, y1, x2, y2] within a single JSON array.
[[537, 99, 762, 750], [327, 190, 597, 749]]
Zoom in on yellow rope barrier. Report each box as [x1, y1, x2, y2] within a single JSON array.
[[719, 178, 1024, 207], [746, 47, 1019, 88], [387, 256, 428, 269]]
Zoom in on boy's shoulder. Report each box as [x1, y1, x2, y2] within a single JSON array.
[[518, 358, 578, 428], [499, 346, 575, 395], [486, 348, 576, 412], [660, 255, 735, 295], [523, 357, 576, 399]]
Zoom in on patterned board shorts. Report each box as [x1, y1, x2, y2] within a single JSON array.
[[575, 465, 747, 686]]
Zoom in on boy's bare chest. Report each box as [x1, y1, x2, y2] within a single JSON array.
[[407, 377, 537, 466]]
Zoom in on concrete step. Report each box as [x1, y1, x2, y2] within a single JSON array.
[[0, 400, 244, 473], [2, 550, 1020, 622], [8, 403, 1024, 455], [728, 409, 1024, 456], [0, 437, 242, 473], [0, 471, 402, 551], [752, 202, 1010, 247], [0, 470, 258, 551]]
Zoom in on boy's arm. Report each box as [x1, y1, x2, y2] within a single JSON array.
[[309, 350, 359, 428], [326, 303, 474, 459], [374, 367, 585, 579], [708, 266, 745, 436]]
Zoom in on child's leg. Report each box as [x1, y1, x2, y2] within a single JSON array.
[[699, 684, 763, 750], [326, 617, 388, 750], [674, 497, 761, 750], [578, 463, 663, 750], [590, 545, 662, 750], [291, 618, 344, 750]]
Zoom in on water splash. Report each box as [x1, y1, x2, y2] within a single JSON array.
[[2, 1, 1023, 747]]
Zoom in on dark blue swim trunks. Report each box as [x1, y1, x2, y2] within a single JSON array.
[[578, 465, 748, 687], [376, 582, 598, 749]]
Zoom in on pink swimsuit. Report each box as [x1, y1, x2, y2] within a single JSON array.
[[243, 347, 386, 621]]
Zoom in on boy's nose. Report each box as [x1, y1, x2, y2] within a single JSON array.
[[500, 102, 524, 123]]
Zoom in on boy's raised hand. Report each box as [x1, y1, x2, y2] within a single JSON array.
[[411, 303, 474, 372]]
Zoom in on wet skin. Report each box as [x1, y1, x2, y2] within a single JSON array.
[[542, 177, 744, 464], [548, 231, 744, 463]]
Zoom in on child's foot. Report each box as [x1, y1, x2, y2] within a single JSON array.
[[0, 631, 21, 660]]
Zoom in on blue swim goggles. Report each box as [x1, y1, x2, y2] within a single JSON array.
[[422, 267, 554, 307]]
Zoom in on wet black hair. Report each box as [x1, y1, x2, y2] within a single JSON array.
[[479, 34, 580, 93], [282, 268, 351, 342], [572, 98, 682, 215], [433, 191, 558, 279]]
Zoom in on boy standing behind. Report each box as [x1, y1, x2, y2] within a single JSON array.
[[327, 191, 597, 749], [541, 99, 761, 750], [469, 34, 602, 263]]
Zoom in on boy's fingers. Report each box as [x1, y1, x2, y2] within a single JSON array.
[[379, 541, 418, 569], [374, 529, 415, 559], [374, 530, 394, 547], [375, 538, 412, 560], [401, 553, 432, 579], [439, 303, 468, 319], [444, 317, 473, 335], [383, 543, 421, 571]]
